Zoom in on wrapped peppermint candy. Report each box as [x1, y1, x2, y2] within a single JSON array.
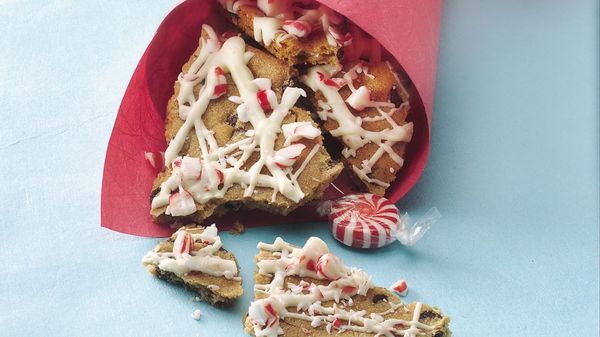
[[320, 193, 440, 249]]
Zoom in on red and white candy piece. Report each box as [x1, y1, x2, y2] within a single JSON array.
[[256, 89, 277, 111], [317, 71, 346, 89], [198, 163, 224, 192], [282, 20, 312, 37], [298, 236, 329, 275], [272, 143, 306, 169], [179, 156, 202, 180], [144, 151, 164, 172], [256, 0, 291, 17], [328, 25, 352, 46], [329, 193, 400, 249], [327, 194, 440, 249], [211, 66, 228, 99], [316, 253, 345, 280], [248, 297, 284, 330], [167, 188, 197, 217], [345, 85, 372, 111], [191, 309, 202, 320], [391, 279, 408, 297], [281, 122, 320, 145], [173, 230, 195, 256]]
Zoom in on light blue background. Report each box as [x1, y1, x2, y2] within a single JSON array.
[[1, 1, 598, 336]]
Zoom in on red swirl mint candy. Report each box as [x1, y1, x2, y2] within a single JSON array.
[[327, 194, 440, 249], [329, 193, 400, 248]]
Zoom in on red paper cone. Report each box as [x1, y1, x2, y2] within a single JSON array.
[[101, 0, 442, 237]]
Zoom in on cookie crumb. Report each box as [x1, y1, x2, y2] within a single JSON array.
[[207, 284, 220, 291]]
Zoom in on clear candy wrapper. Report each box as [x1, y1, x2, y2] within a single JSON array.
[[321, 193, 440, 249], [396, 207, 441, 247]]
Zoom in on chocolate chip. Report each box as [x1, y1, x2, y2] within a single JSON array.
[[226, 113, 238, 126], [285, 77, 299, 88], [150, 188, 160, 202], [223, 203, 237, 210], [296, 52, 308, 65], [390, 88, 403, 106], [420, 311, 442, 320], [372, 294, 388, 304], [433, 332, 445, 337]]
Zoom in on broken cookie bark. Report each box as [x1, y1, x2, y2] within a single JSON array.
[[142, 224, 243, 307], [149, 24, 343, 225], [244, 237, 451, 336], [217, 1, 415, 196], [301, 61, 413, 196]]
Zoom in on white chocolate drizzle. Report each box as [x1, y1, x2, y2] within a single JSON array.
[[247, 237, 433, 336], [142, 224, 239, 279], [151, 25, 324, 216], [301, 64, 413, 188]]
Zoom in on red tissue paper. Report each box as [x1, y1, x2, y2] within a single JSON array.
[[101, 0, 442, 237]]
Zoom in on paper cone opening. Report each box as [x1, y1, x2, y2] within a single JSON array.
[[101, 0, 440, 237]]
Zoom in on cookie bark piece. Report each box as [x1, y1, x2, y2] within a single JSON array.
[[222, 4, 341, 66], [143, 225, 243, 307], [244, 238, 451, 336], [150, 26, 343, 226], [302, 62, 412, 196]]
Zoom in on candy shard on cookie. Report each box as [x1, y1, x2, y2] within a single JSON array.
[[218, 0, 344, 66], [301, 61, 413, 196], [244, 237, 451, 336], [150, 24, 343, 225], [142, 224, 243, 307]]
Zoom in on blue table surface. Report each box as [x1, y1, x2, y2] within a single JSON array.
[[1, 1, 598, 336]]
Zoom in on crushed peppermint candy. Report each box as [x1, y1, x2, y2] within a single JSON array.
[[191, 309, 202, 320], [144, 151, 165, 172], [246, 237, 434, 337], [391, 279, 408, 297]]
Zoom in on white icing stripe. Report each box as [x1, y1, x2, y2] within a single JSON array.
[[254, 17, 285, 47], [301, 64, 413, 189], [247, 237, 433, 336], [142, 225, 238, 279], [151, 25, 323, 215]]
